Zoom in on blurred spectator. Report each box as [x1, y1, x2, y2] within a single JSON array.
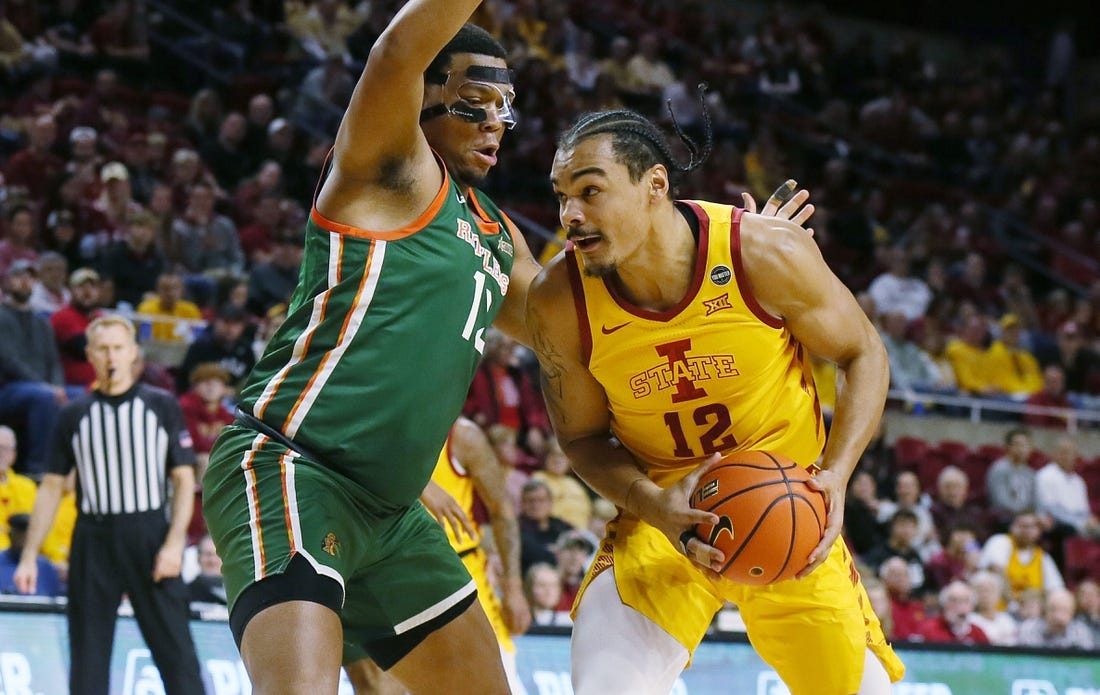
[[0, 426, 35, 550], [925, 524, 980, 593], [525, 562, 570, 627], [588, 496, 617, 540], [867, 245, 931, 322], [944, 315, 1001, 397], [236, 192, 282, 264], [968, 570, 1019, 646], [90, 161, 142, 247], [291, 52, 355, 134], [0, 259, 65, 478], [175, 303, 255, 394], [844, 468, 888, 558], [135, 271, 202, 343], [931, 465, 990, 543], [178, 362, 234, 478], [50, 267, 103, 394], [201, 112, 253, 191], [242, 94, 276, 156], [1037, 321, 1100, 395], [87, 0, 150, 75], [65, 125, 101, 175], [118, 132, 157, 204], [864, 579, 894, 641], [1024, 365, 1073, 429], [183, 89, 223, 152], [552, 528, 596, 613], [246, 229, 302, 316], [97, 211, 164, 310], [166, 181, 243, 305], [1017, 589, 1095, 650], [863, 509, 929, 594], [876, 471, 939, 560], [1075, 579, 1100, 646], [42, 209, 83, 273], [285, 0, 368, 65], [518, 479, 572, 575], [3, 114, 64, 202], [880, 555, 926, 641], [464, 328, 549, 460], [915, 581, 989, 644], [0, 514, 62, 596], [1035, 437, 1100, 559], [980, 511, 1065, 603], [879, 310, 943, 392], [531, 437, 592, 532], [186, 534, 225, 605], [987, 314, 1042, 397], [0, 204, 40, 277], [28, 251, 70, 317], [624, 32, 676, 101], [986, 428, 1039, 529], [0, 5, 59, 85]]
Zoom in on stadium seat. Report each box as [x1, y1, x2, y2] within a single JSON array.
[[893, 436, 930, 472], [975, 444, 1005, 464], [960, 453, 992, 505], [916, 449, 952, 492], [933, 440, 971, 465], [1027, 449, 1049, 470], [1063, 537, 1100, 585]]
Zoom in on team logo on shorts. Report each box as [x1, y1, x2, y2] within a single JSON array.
[[322, 532, 341, 557]]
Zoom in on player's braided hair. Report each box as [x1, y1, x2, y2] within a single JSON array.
[[557, 84, 713, 183], [426, 24, 507, 82]]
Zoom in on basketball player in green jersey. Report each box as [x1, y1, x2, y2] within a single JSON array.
[[201, 1, 539, 693]]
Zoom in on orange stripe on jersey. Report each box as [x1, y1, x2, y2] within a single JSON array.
[[564, 251, 593, 367], [728, 206, 783, 329], [309, 161, 452, 241], [467, 191, 505, 236], [282, 240, 376, 432], [240, 438, 267, 578], [279, 452, 295, 552], [256, 234, 344, 421]]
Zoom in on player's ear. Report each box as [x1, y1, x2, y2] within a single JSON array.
[[648, 165, 670, 201]]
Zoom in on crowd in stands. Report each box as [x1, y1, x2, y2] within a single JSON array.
[[1, 0, 1100, 651]]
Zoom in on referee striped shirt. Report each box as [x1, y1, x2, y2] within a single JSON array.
[[48, 384, 195, 515]]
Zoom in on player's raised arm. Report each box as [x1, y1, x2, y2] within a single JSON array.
[[329, 0, 483, 184], [739, 214, 890, 575]]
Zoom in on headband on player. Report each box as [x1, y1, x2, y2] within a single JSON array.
[[421, 65, 518, 130]]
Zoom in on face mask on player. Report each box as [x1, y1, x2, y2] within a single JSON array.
[[420, 65, 519, 130]]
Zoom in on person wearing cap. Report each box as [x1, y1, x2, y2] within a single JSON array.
[[27, 251, 70, 317], [987, 314, 1043, 398], [66, 126, 100, 170], [0, 257, 65, 479], [174, 302, 255, 394], [0, 513, 62, 597], [92, 160, 143, 246], [552, 528, 597, 614], [0, 205, 39, 277], [49, 267, 104, 395]]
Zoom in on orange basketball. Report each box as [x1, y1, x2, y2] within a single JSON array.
[[690, 451, 826, 585]]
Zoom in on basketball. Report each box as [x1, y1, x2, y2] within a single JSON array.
[[689, 451, 827, 585]]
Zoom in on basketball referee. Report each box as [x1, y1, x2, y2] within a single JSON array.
[[14, 314, 204, 695]]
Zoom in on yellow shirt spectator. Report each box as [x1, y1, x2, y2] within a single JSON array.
[[0, 470, 36, 550]]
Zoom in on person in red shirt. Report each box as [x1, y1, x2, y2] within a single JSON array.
[[3, 114, 65, 202], [880, 556, 926, 641], [916, 580, 990, 644], [49, 268, 103, 396], [925, 523, 980, 593], [178, 362, 235, 465]]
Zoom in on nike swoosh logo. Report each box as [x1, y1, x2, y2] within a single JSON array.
[[708, 516, 735, 545], [601, 322, 630, 334]]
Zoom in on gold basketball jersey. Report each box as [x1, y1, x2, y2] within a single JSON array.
[[429, 433, 481, 555], [567, 201, 826, 486]]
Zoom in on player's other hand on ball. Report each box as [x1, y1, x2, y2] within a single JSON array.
[[651, 454, 724, 576], [797, 467, 845, 579]]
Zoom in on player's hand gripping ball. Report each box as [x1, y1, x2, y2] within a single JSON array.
[[690, 451, 826, 585]]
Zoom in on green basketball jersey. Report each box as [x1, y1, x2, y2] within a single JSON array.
[[235, 167, 516, 509]]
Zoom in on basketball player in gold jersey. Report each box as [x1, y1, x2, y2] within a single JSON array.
[[344, 417, 531, 694], [526, 108, 905, 694]]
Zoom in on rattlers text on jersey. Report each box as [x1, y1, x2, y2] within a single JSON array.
[[567, 200, 825, 479]]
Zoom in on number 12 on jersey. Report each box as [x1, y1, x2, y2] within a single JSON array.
[[664, 403, 737, 457]]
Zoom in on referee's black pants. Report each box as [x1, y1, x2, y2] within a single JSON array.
[[68, 509, 205, 695]]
